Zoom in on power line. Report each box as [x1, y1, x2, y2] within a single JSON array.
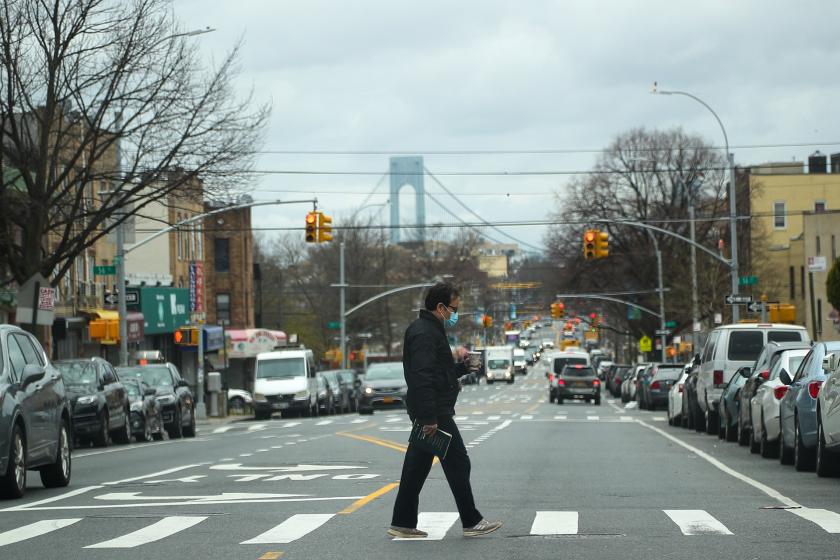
[[422, 189, 507, 245]]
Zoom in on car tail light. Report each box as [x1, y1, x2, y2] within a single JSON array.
[[557, 379, 565, 386], [809, 381, 823, 399], [678, 383, 684, 393], [760, 370, 770, 380], [713, 370, 724, 385], [650, 381, 661, 390], [774, 386, 789, 400], [593, 379, 600, 386], [548, 374, 554, 383]]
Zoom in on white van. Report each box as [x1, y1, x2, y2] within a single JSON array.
[[513, 348, 527, 375], [252, 348, 318, 419], [485, 346, 514, 384], [695, 323, 809, 430]]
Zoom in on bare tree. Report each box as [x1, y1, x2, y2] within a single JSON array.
[[0, 0, 269, 285]]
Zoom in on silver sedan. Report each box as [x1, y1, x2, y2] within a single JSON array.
[[752, 348, 809, 458]]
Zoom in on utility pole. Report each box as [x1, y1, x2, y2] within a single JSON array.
[[116, 214, 128, 366], [339, 241, 347, 369], [728, 152, 740, 322], [687, 178, 700, 352]]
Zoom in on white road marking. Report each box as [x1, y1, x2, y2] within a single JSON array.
[[240, 453, 254, 456], [521, 415, 533, 420], [652, 416, 666, 422], [664, 510, 732, 535], [351, 419, 368, 424], [530, 511, 578, 535], [473, 411, 484, 415], [248, 423, 267, 432], [789, 508, 840, 533], [587, 416, 600, 421], [103, 464, 206, 486], [455, 416, 469, 421], [554, 415, 567, 420], [212, 426, 235, 434], [0, 486, 102, 512], [282, 422, 301, 428], [85, 516, 208, 548], [0, 519, 81, 547], [316, 420, 334, 426], [241, 514, 335, 544], [394, 512, 459, 541], [638, 420, 800, 507], [487, 415, 501, 421], [385, 417, 403, 423], [620, 416, 634, 422]]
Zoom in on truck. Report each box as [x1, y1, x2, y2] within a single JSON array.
[[485, 345, 514, 384], [504, 330, 521, 347]]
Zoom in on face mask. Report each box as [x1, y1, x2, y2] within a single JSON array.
[[444, 310, 459, 328]]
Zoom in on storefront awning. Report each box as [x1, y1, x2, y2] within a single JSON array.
[[83, 309, 144, 343], [225, 329, 287, 359]]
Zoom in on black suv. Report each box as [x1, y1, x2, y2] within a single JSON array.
[[54, 358, 130, 447], [0, 325, 73, 498], [117, 363, 196, 438]]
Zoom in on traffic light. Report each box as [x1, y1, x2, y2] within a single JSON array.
[[482, 315, 493, 328], [305, 212, 317, 243], [557, 302, 565, 318], [317, 212, 333, 243], [583, 230, 596, 260], [174, 326, 199, 346], [595, 230, 609, 258]]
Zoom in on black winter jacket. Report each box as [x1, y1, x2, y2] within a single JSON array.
[[403, 309, 467, 425]]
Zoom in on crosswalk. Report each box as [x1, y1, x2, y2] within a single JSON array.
[[4, 507, 840, 548]]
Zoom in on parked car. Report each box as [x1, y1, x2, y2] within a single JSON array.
[[54, 358, 130, 447], [751, 348, 809, 458], [117, 363, 196, 439], [635, 364, 656, 409], [683, 356, 702, 430], [622, 364, 646, 404], [315, 373, 335, 415], [667, 369, 690, 426], [607, 365, 631, 398], [122, 378, 164, 442], [554, 364, 601, 405], [695, 323, 809, 435], [227, 388, 253, 414], [321, 370, 353, 413], [335, 370, 360, 411], [596, 361, 614, 381], [644, 364, 684, 410], [718, 368, 748, 442], [815, 351, 840, 476], [0, 324, 72, 498], [358, 362, 407, 414], [737, 341, 811, 449], [778, 341, 840, 470]]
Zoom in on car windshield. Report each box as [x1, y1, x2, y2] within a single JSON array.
[[365, 364, 403, 380], [56, 361, 97, 385], [728, 331, 764, 361], [256, 358, 306, 379], [554, 357, 587, 374], [563, 366, 594, 377], [488, 359, 510, 369], [337, 371, 355, 383], [118, 366, 172, 387]]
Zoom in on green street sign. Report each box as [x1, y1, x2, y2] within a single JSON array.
[[665, 321, 677, 329], [327, 321, 341, 330], [739, 275, 758, 286], [93, 265, 116, 276]]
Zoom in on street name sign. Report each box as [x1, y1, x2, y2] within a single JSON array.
[[93, 265, 116, 276], [655, 329, 672, 336], [739, 275, 758, 286]]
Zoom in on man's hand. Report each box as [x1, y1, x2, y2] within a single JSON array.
[[422, 424, 438, 436], [455, 347, 469, 362]]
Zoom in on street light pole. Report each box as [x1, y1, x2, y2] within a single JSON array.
[[653, 84, 739, 322], [645, 230, 667, 363], [685, 178, 701, 352], [339, 241, 347, 369]]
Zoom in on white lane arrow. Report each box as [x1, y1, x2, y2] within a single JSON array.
[[95, 492, 307, 502], [209, 463, 365, 472]]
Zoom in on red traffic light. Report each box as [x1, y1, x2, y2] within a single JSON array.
[[590, 313, 597, 319]]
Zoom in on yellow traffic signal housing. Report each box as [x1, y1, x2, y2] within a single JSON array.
[[595, 230, 609, 258], [317, 212, 333, 243], [174, 326, 199, 346], [305, 212, 317, 243], [557, 302, 565, 318], [583, 230, 596, 260], [482, 315, 494, 328]]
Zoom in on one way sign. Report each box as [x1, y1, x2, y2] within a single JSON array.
[[747, 302, 763, 313], [725, 294, 753, 305]]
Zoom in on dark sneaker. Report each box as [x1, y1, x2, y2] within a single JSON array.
[[388, 526, 428, 538], [463, 519, 502, 537]]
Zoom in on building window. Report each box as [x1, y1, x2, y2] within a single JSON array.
[[214, 238, 230, 272], [216, 293, 230, 326], [789, 266, 795, 301], [197, 226, 203, 260], [817, 236, 822, 255], [774, 201, 786, 229], [815, 201, 827, 213], [176, 213, 182, 260], [833, 235, 837, 262]]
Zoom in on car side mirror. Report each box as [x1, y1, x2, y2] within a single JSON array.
[[823, 353, 837, 373], [22, 364, 46, 387], [779, 369, 792, 386], [144, 387, 157, 396], [739, 367, 752, 379], [693, 354, 701, 367]]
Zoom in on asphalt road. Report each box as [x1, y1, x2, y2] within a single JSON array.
[[4, 358, 840, 559]]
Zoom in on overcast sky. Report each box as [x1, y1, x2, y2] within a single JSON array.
[[175, 0, 840, 251]]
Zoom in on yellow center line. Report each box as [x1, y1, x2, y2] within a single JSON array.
[[338, 482, 399, 515], [337, 432, 408, 453], [525, 402, 541, 413], [258, 552, 283, 560]]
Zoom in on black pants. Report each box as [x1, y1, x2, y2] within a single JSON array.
[[391, 415, 483, 529]]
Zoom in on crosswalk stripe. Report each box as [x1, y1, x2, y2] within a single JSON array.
[[521, 415, 533, 420], [620, 416, 634, 422], [212, 426, 234, 434], [241, 514, 335, 544], [487, 415, 501, 420], [394, 512, 459, 541], [530, 511, 578, 535], [0, 519, 81, 547], [248, 424, 267, 432], [350, 419, 368, 424], [85, 516, 208, 548], [664, 510, 732, 535], [315, 420, 333, 426], [789, 508, 840, 533], [587, 416, 600, 421], [281, 422, 301, 428], [554, 415, 567, 420]]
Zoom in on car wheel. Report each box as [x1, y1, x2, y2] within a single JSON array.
[[750, 427, 761, 454], [705, 407, 718, 436], [718, 417, 725, 440], [794, 415, 815, 472], [779, 418, 794, 465], [254, 410, 271, 421], [816, 419, 840, 477], [113, 409, 131, 444], [39, 420, 71, 489], [0, 424, 26, 499], [183, 407, 197, 438], [228, 396, 246, 414], [737, 415, 749, 446], [168, 408, 183, 439], [94, 411, 110, 447], [760, 413, 779, 459]]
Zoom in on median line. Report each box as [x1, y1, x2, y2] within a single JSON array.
[[338, 482, 400, 515], [337, 432, 407, 453]]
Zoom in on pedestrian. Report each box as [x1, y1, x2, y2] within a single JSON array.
[[389, 282, 502, 538]]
